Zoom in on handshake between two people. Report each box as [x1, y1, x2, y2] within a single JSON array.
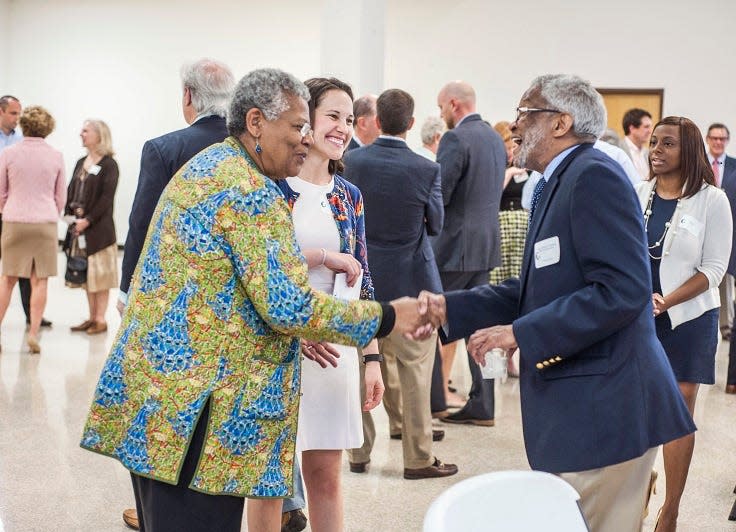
[[394, 290, 519, 368], [390, 290, 447, 340]]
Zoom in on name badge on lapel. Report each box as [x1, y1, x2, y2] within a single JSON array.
[[534, 236, 560, 269], [678, 214, 703, 237], [88, 164, 101, 175]]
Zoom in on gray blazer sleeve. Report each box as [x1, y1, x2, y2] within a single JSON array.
[[436, 131, 466, 206], [425, 165, 444, 236]]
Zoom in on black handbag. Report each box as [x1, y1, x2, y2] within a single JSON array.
[[65, 234, 87, 286]]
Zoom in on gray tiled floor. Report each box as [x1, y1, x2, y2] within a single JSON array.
[[1, 254, 735, 531]]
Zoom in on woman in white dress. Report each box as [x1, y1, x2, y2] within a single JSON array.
[[277, 77, 383, 532]]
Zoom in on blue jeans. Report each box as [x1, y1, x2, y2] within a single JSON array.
[[282, 455, 305, 512]]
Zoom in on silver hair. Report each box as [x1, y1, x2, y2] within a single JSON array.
[[530, 74, 607, 141], [420, 116, 445, 145], [227, 68, 310, 137], [180, 58, 235, 117]]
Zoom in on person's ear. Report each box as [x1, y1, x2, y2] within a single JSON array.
[[407, 117, 415, 131], [183, 87, 192, 107], [245, 108, 264, 137], [552, 112, 574, 138]]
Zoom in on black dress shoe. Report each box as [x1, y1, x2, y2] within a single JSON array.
[[390, 429, 445, 442], [440, 408, 494, 427], [26, 318, 52, 327], [281, 508, 307, 532], [349, 460, 369, 473], [404, 457, 458, 479]]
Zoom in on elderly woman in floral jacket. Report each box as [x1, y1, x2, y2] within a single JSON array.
[[80, 69, 422, 532]]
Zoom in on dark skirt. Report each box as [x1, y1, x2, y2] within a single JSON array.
[[655, 308, 718, 384]]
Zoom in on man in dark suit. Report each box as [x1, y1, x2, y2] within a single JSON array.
[[713, 124, 736, 393], [343, 89, 457, 480], [116, 59, 308, 532], [346, 94, 379, 151], [707, 123, 736, 343], [418, 74, 694, 530], [432, 81, 506, 426]]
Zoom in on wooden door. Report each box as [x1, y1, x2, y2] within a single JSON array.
[[598, 89, 664, 139]]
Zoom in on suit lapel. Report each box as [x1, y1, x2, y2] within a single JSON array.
[[519, 145, 589, 303]]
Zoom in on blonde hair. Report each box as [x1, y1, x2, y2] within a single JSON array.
[[85, 119, 114, 156], [20, 106, 55, 138]]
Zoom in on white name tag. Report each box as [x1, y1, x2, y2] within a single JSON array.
[[534, 236, 560, 269], [88, 164, 101, 175], [678, 214, 703, 237]]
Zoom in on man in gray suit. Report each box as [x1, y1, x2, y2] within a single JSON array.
[[433, 81, 506, 426], [344, 89, 457, 480]]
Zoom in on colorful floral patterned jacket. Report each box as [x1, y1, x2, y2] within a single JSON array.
[[276, 175, 374, 301], [80, 137, 382, 497]]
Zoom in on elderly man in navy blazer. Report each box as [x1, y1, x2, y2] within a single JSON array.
[[343, 89, 457, 480], [417, 74, 695, 531]]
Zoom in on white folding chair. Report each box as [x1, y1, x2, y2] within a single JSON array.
[[423, 470, 589, 531]]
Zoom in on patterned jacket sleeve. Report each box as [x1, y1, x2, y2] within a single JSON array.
[[349, 185, 375, 301], [217, 178, 381, 348]]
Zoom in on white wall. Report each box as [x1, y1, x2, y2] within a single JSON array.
[[5, 0, 325, 241], [386, 0, 736, 147], [5, 0, 736, 242]]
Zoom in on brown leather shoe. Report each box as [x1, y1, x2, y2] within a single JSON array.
[[122, 508, 139, 530], [404, 457, 458, 480], [432, 410, 450, 419], [726, 384, 736, 394], [87, 322, 108, 335], [281, 508, 307, 532], [349, 460, 370, 473], [390, 429, 445, 442], [71, 319, 94, 332]]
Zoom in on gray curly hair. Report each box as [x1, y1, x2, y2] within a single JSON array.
[[227, 68, 310, 137], [180, 58, 234, 117], [530, 74, 607, 142]]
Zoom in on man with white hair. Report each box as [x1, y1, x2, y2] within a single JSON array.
[[415, 116, 445, 161], [418, 74, 695, 531]]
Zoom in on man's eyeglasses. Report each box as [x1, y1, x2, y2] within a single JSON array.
[[515, 107, 561, 122], [707, 136, 729, 142], [299, 123, 313, 139]]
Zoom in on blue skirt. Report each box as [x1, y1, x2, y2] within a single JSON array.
[[655, 308, 718, 384]]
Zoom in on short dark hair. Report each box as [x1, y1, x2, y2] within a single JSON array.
[[649, 116, 714, 198], [376, 89, 414, 136], [707, 123, 730, 138], [0, 95, 19, 111], [304, 77, 354, 176], [622, 108, 652, 135]]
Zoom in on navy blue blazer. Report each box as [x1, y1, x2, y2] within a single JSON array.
[[443, 143, 695, 473], [120, 115, 228, 294], [431, 114, 506, 272], [346, 138, 360, 152], [718, 155, 736, 275], [343, 137, 444, 300]]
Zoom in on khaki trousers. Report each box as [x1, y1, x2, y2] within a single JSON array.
[[348, 330, 437, 469], [560, 447, 657, 532]]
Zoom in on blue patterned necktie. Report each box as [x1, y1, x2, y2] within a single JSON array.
[[528, 176, 547, 227]]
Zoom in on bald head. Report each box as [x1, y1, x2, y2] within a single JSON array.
[[437, 81, 477, 129]]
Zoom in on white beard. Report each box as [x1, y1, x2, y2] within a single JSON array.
[[513, 123, 544, 169]]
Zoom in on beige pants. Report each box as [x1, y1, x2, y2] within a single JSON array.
[[560, 447, 657, 532], [347, 329, 437, 469]]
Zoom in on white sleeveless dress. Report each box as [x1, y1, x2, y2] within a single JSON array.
[[287, 176, 363, 451]]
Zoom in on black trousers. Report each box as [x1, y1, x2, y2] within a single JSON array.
[[430, 342, 448, 413], [439, 270, 495, 420], [130, 401, 245, 532], [728, 329, 736, 386]]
